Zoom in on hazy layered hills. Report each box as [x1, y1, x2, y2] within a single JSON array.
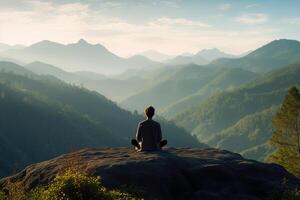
[[161, 67, 259, 119], [175, 62, 300, 160], [166, 48, 237, 65], [209, 39, 300, 72], [24, 61, 148, 101], [0, 61, 202, 177], [1, 39, 161, 74], [121, 39, 300, 115], [121, 64, 259, 113]]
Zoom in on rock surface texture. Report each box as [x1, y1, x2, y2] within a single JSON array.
[[1, 147, 300, 200]]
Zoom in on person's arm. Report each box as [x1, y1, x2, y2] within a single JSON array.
[[157, 123, 162, 142], [136, 123, 142, 142]]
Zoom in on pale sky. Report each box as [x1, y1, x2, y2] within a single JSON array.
[[0, 0, 300, 57]]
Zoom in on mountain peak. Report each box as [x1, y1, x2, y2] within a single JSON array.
[[247, 39, 300, 58], [196, 48, 222, 55], [77, 38, 89, 45], [28, 40, 64, 49]]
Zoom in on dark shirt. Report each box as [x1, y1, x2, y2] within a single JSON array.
[[136, 119, 162, 151]]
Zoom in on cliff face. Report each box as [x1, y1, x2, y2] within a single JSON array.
[[1, 148, 300, 200]]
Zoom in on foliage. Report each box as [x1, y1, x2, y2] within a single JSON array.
[[1, 181, 27, 200], [0, 191, 7, 200], [269, 86, 300, 177], [0, 170, 143, 200]]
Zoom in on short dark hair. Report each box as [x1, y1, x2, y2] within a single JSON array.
[[145, 106, 155, 118]]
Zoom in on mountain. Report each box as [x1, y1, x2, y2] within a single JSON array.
[[209, 39, 300, 72], [25, 61, 77, 81], [166, 48, 236, 65], [126, 54, 160, 68], [174, 62, 300, 160], [195, 48, 236, 61], [121, 64, 216, 111], [207, 106, 278, 160], [0, 61, 34, 75], [24, 61, 148, 101], [121, 65, 258, 113], [161, 68, 259, 119], [1, 39, 161, 74], [0, 62, 203, 177], [2, 148, 300, 200], [139, 50, 174, 62]]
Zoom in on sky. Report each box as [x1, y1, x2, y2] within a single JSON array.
[[1, 0, 300, 57]]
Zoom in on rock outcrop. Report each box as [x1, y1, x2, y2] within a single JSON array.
[[1, 147, 300, 200]]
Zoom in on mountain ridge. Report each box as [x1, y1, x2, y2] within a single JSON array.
[[1, 39, 161, 74]]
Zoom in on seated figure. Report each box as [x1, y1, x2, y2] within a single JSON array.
[[131, 106, 167, 151]]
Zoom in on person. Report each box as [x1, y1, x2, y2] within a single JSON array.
[[131, 106, 167, 151]]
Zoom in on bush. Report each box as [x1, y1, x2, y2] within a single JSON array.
[[0, 191, 7, 200], [1, 170, 143, 200]]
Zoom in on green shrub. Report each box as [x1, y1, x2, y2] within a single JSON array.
[[0, 170, 143, 200], [29, 169, 142, 200], [0, 191, 7, 200]]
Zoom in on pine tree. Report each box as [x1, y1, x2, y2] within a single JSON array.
[[269, 86, 300, 177]]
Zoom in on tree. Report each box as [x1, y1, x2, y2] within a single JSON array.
[[269, 86, 300, 177]]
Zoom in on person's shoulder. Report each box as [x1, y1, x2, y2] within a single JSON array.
[[152, 120, 161, 126], [139, 120, 148, 125]]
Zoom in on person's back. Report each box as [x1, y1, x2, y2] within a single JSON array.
[[131, 106, 167, 151], [137, 119, 161, 151]]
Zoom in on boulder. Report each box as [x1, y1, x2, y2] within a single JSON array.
[[1, 147, 299, 200]]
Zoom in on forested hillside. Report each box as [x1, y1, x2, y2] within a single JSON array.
[[175, 63, 300, 160], [161, 68, 258, 119], [0, 62, 202, 177]]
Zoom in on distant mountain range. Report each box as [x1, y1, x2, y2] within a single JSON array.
[[165, 48, 238, 65], [1, 39, 161, 74], [0, 40, 252, 75]]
